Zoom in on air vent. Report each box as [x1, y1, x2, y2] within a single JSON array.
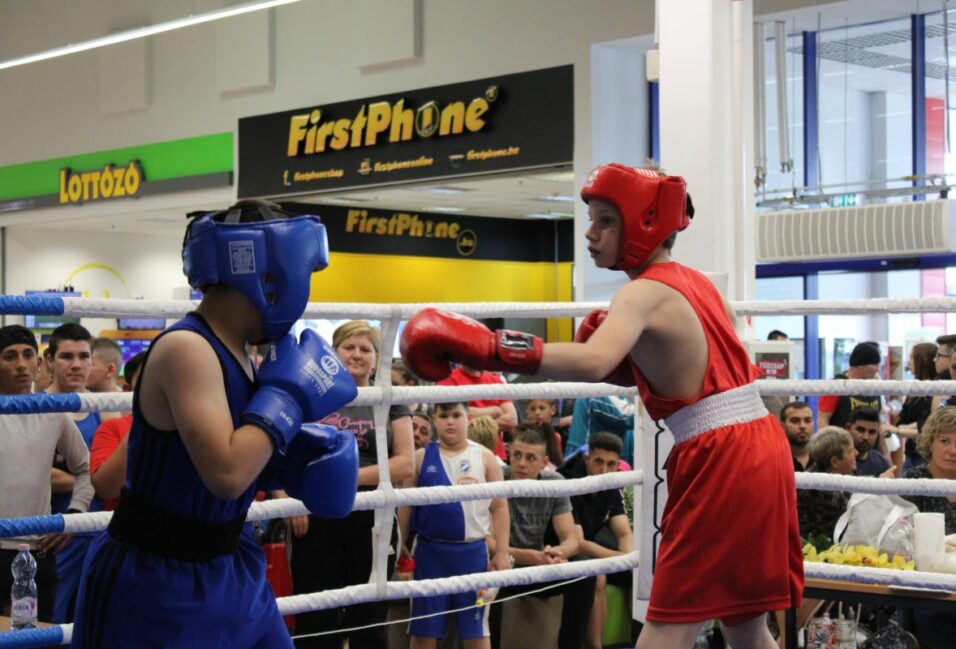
[[756, 199, 955, 262]]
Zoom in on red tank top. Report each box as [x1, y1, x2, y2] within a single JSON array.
[[629, 262, 759, 420]]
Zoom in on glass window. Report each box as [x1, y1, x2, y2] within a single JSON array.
[[761, 23, 805, 194], [923, 11, 956, 179], [816, 18, 912, 204]]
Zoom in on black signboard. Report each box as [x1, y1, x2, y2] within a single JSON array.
[[239, 66, 573, 198], [281, 202, 573, 263]]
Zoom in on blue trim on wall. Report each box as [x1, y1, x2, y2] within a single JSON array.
[[912, 13, 926, 198], [802, 31, 818, 188], [756, 253, 956, 278], [648, 81, 660, 162], [804, 273, 820, 415]]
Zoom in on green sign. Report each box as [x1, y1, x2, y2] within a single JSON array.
[[0, 132, 233, 212], [829, 193, 859, 208]]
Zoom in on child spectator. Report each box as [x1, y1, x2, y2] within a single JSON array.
[[490, 424, 579, 649], [468, 415, 503, 465], [399, 401, 510, 649]]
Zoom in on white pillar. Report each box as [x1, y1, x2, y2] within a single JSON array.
[[658, 0, 756, 304], [635, 0, 759, 621]]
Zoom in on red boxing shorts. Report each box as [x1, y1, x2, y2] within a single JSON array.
[[648, 384, 804, 626]]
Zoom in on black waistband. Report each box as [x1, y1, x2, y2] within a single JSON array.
[[108, 489, 245, 562]]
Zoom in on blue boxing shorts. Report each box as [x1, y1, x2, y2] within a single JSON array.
[[409, 537, 489, 640], [71, 529, 289, 648]]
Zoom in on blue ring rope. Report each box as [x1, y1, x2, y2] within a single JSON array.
[[0, 296, 65, 315], [0, 394, 82, 415], [0, 626, 65, 648], [0, 515, 66, 538]]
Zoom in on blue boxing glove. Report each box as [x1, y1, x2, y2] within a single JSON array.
[[242, 329, 358, 452], [283, 423, 358, 518]]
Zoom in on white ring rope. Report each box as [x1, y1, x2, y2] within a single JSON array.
[[75, 392, 135, 413], [757, 379, 956, 397], [25, 379, 956, 416], [276, 554, 639, 615], [795, 473, 956, 497], [804, 563, 956, 591], [53, 472, 642, 535], [41, 295, 956, 319], [48, 471, 956, 536], [733, 296, 956, 316]]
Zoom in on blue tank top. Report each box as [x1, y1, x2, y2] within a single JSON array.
[[125, 312, 258, 522], [412, 441, 490, 542]]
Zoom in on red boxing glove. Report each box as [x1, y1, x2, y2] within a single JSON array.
[[574, 309, 608, 344], [400, 308, 543, 382], [575, 309, 635, 387]]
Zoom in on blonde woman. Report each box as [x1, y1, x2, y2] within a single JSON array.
[[288, 320, 413, 649]]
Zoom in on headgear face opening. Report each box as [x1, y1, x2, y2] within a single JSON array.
[[581, 164, 692, 271], [182, 202, 329, 342]]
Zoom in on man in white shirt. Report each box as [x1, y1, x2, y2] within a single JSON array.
[[0, 324, 93, 623]]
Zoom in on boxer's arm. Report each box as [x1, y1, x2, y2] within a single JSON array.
[[153, 331, 274, 501], [538, 280, 661, 381]]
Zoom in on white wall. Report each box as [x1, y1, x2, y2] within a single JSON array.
[[4, 227, 183, 333], [581, 35, 654, 302]]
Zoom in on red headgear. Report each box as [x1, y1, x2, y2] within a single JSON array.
[[581, 163, 691, 271]]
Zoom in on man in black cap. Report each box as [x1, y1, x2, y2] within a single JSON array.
[[818, 341, 882, 429], [0, 324, 93, 623]]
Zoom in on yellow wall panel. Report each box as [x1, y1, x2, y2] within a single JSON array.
[[310, 253, 575, 341]]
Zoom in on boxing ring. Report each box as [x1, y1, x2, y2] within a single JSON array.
[[1, 295, 956, 647]]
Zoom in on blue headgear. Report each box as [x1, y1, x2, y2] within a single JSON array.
[[182, 202, 328, 343]]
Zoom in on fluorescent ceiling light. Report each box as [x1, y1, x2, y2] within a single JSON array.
[[530, 171, 575, 183], [0, 0, 302, 72], [427, 206, 467, 213], [526, 212, 571, 220], [320, 196, 377, 205], [416, 186, 470, 195], [537, 194, 575, 202]]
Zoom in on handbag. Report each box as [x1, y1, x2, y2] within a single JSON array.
[[833, 493, 917, 558]]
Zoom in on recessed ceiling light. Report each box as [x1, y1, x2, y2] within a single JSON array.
[[537, 195, 575, 202]]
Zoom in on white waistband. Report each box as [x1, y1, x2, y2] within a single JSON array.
[[662, 383, 769, 445]]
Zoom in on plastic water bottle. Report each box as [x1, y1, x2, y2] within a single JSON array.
[[10, 544, 37, 630]]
